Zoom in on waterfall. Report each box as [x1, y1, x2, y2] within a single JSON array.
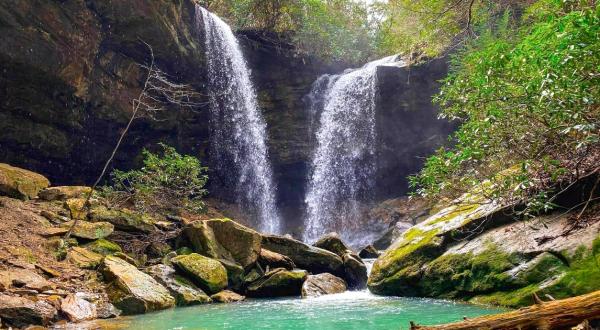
[[304, 55, 403, 244], [196, 6, 280, 234]]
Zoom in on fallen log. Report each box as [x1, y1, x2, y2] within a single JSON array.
[[410, 290, 600, 330]]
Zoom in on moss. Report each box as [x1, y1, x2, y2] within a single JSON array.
[[470, 284, 540, 307], [171, 253, 228, 294], [420, 243, 521, 298], [85, 239, 122, 256]]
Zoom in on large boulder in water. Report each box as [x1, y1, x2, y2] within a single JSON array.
[[261, 234, 343, 275], [258, 248, 295, 270], [0, 294, 57, 327], [313, 232, 350, 257], [146, 264, 211, 306], [358, 245, 380, 259], [101, 255, 175, 315], [171, 253, 228, 295], [210, 290, 245, 303], [342, 252, 368, 290], [184, 219, 261, 269], [301, 273, 347, 298], [0, 163, 50, 200], [246, 268, 307, 298]]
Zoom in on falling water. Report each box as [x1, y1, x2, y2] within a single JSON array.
[[196, 6, 280, 234], [304, 55, 404, 244]]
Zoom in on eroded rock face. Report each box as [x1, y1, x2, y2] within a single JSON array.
[[0, 294, 57, 327], [262, 234, 343, 276], [0, 163, 50, 200], [170, 253, 228, 295], [101, 255, 175, 315], [301, 273, 346, 298], [246, 268, 307, 298], [67, 247, 104, 269], [146, 264, 211, 306]]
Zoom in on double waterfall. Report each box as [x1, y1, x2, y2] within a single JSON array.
[[197, 6, 403, 243], [196, 6, 280, 234]]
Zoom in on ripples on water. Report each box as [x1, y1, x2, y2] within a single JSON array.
[[94, 290, 504, 330]]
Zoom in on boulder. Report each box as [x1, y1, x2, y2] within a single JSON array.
[[171, 253, 228, 295], [184, 219, 261, 268], [101, 255, 175, 315], [60, 221, 114, 240], [313, 232, 350, 257], [60, 294, 97, 322], [0, 269, 53, 292], [258, 248, 295, 270], [261, 234, 344, 276], [67, 247, 104, 269], [342, 252, 368, 290], [358, 245, 380, 259], [85, 239, 122, 256], [0, 163, 50, 200], [39, 186, 92, 201], [0, 294, 57, 327], [218, 259, 244, 291], [95, 301, 121, 319], [64, 198, 88, 220], [301, 273, 347, 298], [89, 206, 156, 233], [113, 252, 139, 267], [145, 264, 211, 306], [210, 290, 245, 303], [246, 268, 307, 298]]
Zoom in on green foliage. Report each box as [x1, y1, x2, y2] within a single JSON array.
[[103, 143, 208, 214], [410, 1, 599, 213], [203, 0, 376, 63]]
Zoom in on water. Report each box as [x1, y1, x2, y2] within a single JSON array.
[[93, 293, 503, 330], [304, 56, 404, 244], [196, 6, 281, 234]]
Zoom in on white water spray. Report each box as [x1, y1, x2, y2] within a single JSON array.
[[196, 6, 280, 234], [304, 56, 404, 244]]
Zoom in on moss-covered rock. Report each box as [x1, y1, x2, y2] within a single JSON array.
[[210, 290, 245, 303], [146, 264, 211, 306], [64, 198, 88, 220], [246, 268, 308, 298], [89, 206, 156, 232], [67, 247, 104, 269], [368, 193, 506, 295], [0, 163, 50, 200], [85, 239, 122, 256], [101, 255, 175, 315], [171, 253, 228, 295], [183, 219, 261, 269], [60, 220, 114, 240], [39, 186, 91, 201]]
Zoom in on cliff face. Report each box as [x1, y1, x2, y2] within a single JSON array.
[[0, 0, 209, 184], [0, 0, 454, 231]]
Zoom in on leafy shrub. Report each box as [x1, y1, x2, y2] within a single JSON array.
[[103, 143, 208, 214], [410, 1, 599, 215]]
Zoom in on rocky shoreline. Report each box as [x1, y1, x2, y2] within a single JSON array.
[[0, 163, 367, 328]]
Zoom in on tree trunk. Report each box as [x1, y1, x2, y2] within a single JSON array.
[[411, 290, 600, 330]]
